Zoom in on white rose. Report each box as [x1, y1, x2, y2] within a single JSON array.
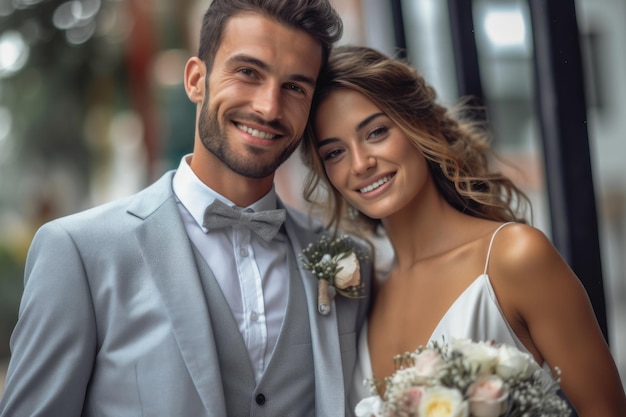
[[496, 344, 540, 380], [334, 252, 361, 289], [355, 395, 382, 417], [450, 339, 499, 375], [418, 387, 469, 417]]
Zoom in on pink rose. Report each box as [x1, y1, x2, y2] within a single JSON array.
[[413, 349, 446, 379], [467, 375, 508, 417], [402, 386, 426, 409]]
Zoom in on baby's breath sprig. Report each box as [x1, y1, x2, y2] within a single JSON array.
[[299, 234, 366, 315]]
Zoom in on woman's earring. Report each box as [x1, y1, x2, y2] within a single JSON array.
[[348, 206, 359, 221]]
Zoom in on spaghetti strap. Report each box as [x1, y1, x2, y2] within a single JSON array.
[[483, 222, 515, 275]]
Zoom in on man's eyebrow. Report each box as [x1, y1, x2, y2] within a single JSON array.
[[227, 54, 269, 71], [227, 54, 315, 88], [290, 74, 316, 88]]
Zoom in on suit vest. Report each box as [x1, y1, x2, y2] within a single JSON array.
[[192, 243, 316, 417]]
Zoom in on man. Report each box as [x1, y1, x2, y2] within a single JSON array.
[[0, 1, 371, 416]]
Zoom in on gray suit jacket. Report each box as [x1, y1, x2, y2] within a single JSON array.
[[0, 171, 371, 417]]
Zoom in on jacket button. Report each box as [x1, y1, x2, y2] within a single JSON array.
[[255, 393, 266, 405]]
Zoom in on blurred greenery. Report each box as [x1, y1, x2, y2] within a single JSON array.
[[1, 0, 124, 185], [1, 2, 125, 359], [0, 0, 196, 361]]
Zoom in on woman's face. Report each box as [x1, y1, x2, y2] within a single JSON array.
[[314, 89, 430, 220]]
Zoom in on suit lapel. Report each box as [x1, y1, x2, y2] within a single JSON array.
[[126, 177, 349, 417], [129, 173, 227, 417], [282, 208, 345, 417]]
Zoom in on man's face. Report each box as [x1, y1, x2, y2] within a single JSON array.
[[198, 13, 323, 179]]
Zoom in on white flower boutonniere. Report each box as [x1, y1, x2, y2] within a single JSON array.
[[299, 234, 366, 315]]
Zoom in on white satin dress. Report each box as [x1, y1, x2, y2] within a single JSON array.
[[351, 223, 555, 402]]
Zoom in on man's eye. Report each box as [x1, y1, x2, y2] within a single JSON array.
[[286, 84, 305, 94], [239, 68, 255, 77]]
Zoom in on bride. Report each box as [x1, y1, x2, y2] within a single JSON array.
[[300, 45, 626, 416]]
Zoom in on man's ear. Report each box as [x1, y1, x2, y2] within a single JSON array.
[[184, 57, 206, 103]]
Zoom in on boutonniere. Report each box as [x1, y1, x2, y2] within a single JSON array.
[[299, 234, 366, 315]]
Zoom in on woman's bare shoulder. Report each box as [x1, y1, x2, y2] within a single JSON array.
[[483, 222, 582, 306], [490, 223, 563, 275]]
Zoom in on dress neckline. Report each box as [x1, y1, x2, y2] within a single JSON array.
[[412, 222, 516, 345], [364, 222, 518, 370]]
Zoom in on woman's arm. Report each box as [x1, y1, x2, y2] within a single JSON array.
[[490, 224, 626, 417]]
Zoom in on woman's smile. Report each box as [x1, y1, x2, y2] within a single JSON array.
[[356, 173, 395, 194]]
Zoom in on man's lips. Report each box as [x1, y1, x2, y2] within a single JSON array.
[[235, 122, 279, 140]]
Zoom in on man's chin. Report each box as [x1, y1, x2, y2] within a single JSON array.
[[228, 160, 277, 179]]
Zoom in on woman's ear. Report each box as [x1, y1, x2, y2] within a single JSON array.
[[184, 57, 206, 104]]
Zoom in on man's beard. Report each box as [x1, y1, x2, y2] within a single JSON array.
[[198, 99, 301, 179]]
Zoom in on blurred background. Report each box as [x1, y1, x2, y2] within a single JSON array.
[[0, 0, 625, 395]]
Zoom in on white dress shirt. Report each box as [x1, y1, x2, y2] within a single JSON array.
[[172, 155, 288, 383]]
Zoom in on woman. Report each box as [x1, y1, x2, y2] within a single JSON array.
[[301, 45, 626, 416]]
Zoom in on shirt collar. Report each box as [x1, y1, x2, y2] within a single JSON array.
[[172, 154, 279, 232]]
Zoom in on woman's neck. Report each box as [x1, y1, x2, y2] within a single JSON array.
[[381, 192, 490, 272]]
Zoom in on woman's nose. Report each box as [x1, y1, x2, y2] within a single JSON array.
[[351, 148, 376, 175]]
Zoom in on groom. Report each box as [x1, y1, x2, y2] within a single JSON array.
[[0, 1, 371, 416]]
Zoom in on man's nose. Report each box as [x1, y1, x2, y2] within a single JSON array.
[[252, 82, 282, 121]]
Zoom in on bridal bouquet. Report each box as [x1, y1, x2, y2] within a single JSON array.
[[355, 339, 571, 417]]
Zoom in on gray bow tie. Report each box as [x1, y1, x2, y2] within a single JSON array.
[[203, 199, 286, 242]]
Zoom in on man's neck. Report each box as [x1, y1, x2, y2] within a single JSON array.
[[188, 154, 275, 207]]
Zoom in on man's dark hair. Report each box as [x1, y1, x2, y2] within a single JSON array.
[[198, 0, 343, 73]]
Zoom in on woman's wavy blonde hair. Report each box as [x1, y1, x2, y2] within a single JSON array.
[[300, 45, 531, 232]]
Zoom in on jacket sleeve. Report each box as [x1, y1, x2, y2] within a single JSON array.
[[0, 221, 97, 417]]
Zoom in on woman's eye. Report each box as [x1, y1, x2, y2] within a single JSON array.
[[322, 149, 343, 161], [369, 126, 389, 139]]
